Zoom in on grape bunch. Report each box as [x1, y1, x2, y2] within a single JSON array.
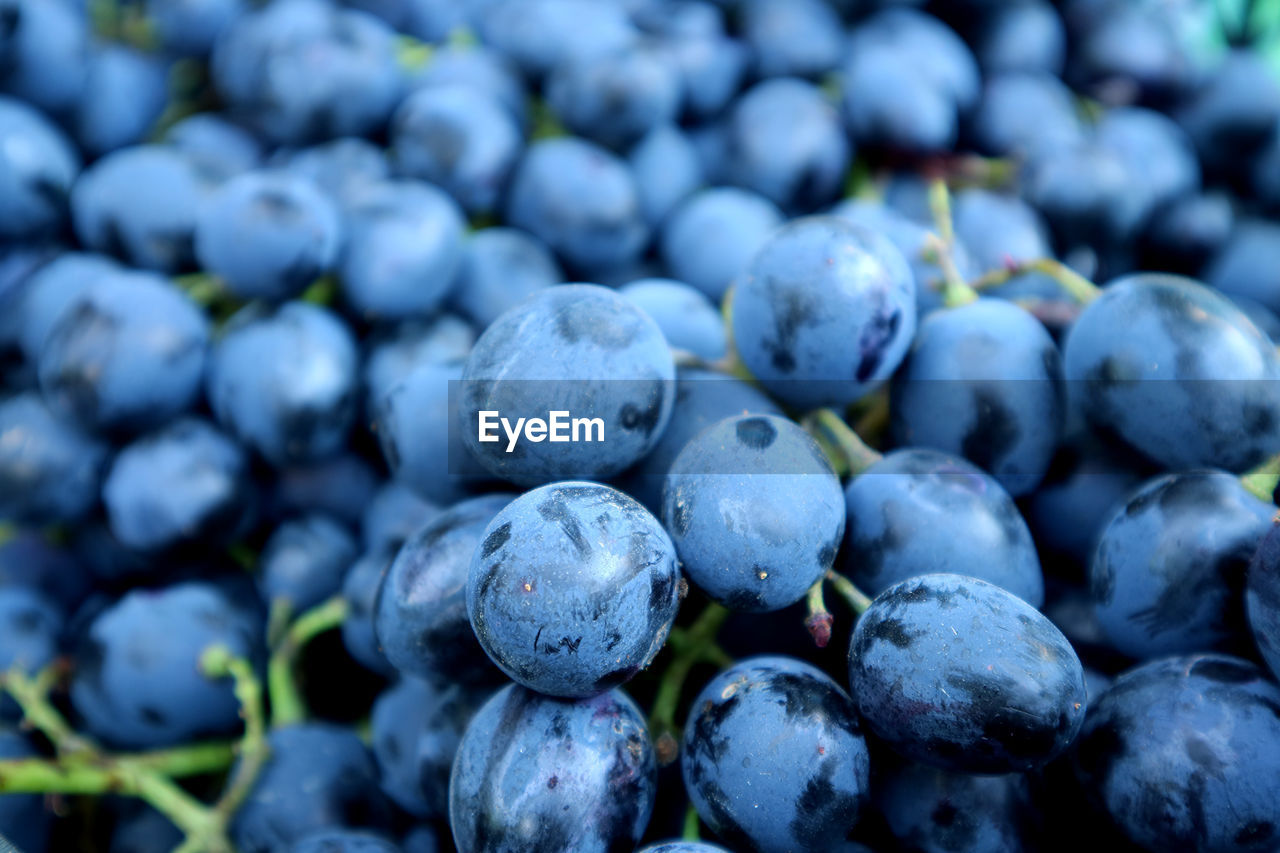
[[1, 0, 1280, 852]]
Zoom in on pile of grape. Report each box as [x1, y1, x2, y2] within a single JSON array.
[[0, 0, 1279, 851]]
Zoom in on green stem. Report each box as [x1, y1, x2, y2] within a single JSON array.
[[970, 258, 1101, 305], [683, 802, 702, 841], [268, 596, 350, 728], [396, 35, 435, 72], [201, 647, 270, 825], [807, 409, 882, 476], [804, 580, 834, 648], [1242, 453, 1280, 502], [649, 604, 731, 763], [4, 666, 95, 756], [123, 741, 237, 776], [924, 234, 980, 308], [300, 275, 338, 307], [927, 178, 955, 246], [826, 571, 873, 616]]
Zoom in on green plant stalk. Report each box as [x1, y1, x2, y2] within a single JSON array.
[[649, 604, 731, 746], [808, 409, 882, 475], [683, 802, 702, 841], [268, 596, 350, 728], [826, 570, 873, 616], [1242, 453, 1280, 502], [924, 180, 980, 307], [970, 257, 1101, 304], [201, 647, 270, 825]]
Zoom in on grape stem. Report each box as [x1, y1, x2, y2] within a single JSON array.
[[649, 603, 732, 765], [970, 257, 1101, 305], [806, 409, 882, 476], [925, 179, 980, 308], [826, 570, 873, 616], [0, 664, 242, 852], [683, 802, 702, 841], [267, 595, 350, 728], [200, 646, 270, 829], [804, 580, 834, 648], [1242, 453, 1280, 502]]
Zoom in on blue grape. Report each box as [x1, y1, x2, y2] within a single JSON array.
[[0, 95, 80, 241], [72, 44, 169, 158], [853, 9, 980, 112], [638, 845, 729, 853], [660, 187, 782, 302], [207, 302, 358, 467], [408, 44, 527, 127], [460, 284, 676, 486], [1062, 273, 1280, 472], [260, 515, 358, 614], [391, 85, 521, 216], [1178, 50, 1280, 176], [102, 417, 252, 552], [375, 494, 513, 685], [277, 138, 391, 210], [504, 137, 648, 275], [546, 44, 681, 150], [0, 0, 89, 114], [71, 145, 214, 273], [338, 180, 466, 321], [682, 656, 870, 852], [38, 268, 209, 433], [951, 188, 1053, 274], [361, 481, 439, 555], [448, 684, 656, 853], [363, 314, 475, 412], [1070, 654, 1280, 852], [477, 0, 638, 79], [449, 228, 562, 330], [741, 0, 843, 79], [70, 581, 264, 750], [731, 216, 917, 409], [210, 0, 402, 145], [270, 453, 379, 529], [374, 360, 489, 506], [230, 723, 393, 853], [341, 550, 396, 676], [663, 413, 844, 612], [1094, 107, 1200, 239], [840, 448, 1045, 606], [890, 298, 1066, 496], [195, 170, 342, 302], [0, 392, 107, 524], [1090, 470, 1273, 660], [1074, 5, 1194, 104], [371, 676, 485, 819], [629, 124, 704, 230], [0, 586, 61, 719], [615, 366, 782, 513], [467, 481, 680, 697], [724, 78, 849, 212], [1143, 190, 1235, 277], [165, 112, 264, 180], [874, 758, 1031, 853], [1247, 521, 1280, 682], [842, 46, 959, 155], [1206, 220, 1280, 316], [975, 0, 1065, 76], [146, 0, 246, 56], [0, 531, 92, 616], [849, 573, 1086, 773], [667, 30, 749, 120], [970, 72, 1084, 159], [619, 277, 727, 362]]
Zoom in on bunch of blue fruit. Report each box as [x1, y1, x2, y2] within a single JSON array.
[[2, 0, 1280, 851]]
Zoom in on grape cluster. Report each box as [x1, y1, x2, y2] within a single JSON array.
[[0, 1, 1279, 852]]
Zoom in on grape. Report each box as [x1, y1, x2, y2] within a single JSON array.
[[194, 170, 342, 302], [1071, 654, 1280, 851], [449, 228, 562, 331], [460, 284, 676, 486], [290, 831, 401, 853], [546, 44, 681, 150], [375, 494, 514, 685], [230, 724, 394, 853], [840, 448, 1045, 606], [0, 392, 108, 524], [1248, 522, 1280, 682], [259, 515, 358, 614], [682, 656, 870, 851], [449, 684, 656, 853], [1062, 273, 1280, 472], [663, 413, 844, 612], [619, 278, 728, 363], [0, 95, 80, 241], [891, 298, 1065, 495], [873, 758, 1031, 853], [732, 216, 917, 409], [849, 573, 1086, 773], [1090, 470, 1273, 660], [629, 125, 704, 230], [467, 481, 680, 697], [660, 187, 782, 302]]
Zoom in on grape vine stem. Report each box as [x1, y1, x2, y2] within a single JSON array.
[[970, 257, 1101, 305], [267, 595, 350, 729], [649, 603, 731, 765]]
